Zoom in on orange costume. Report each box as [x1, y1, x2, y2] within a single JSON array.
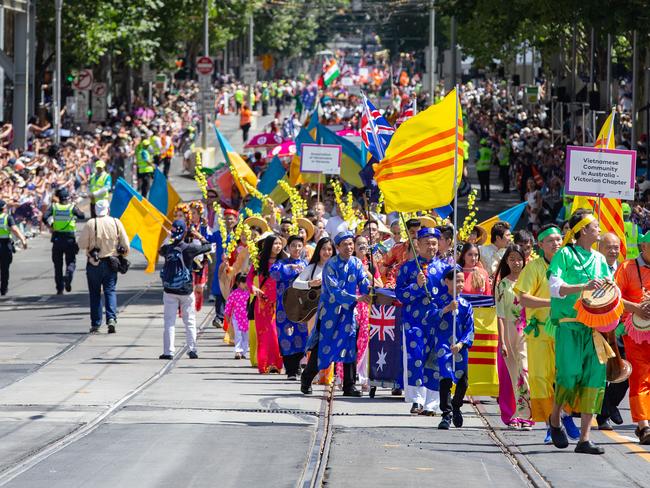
[[615, 258, 650, 423]]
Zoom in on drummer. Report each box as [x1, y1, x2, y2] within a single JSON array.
[[514, 224, 581, 443], [614, 232, 650, 445], [547, 210, 613, 455]]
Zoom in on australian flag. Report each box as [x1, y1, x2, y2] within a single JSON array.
[[368, 294, 403, 388], [360, 95, 395, 162], [396, 101, 414, 127]]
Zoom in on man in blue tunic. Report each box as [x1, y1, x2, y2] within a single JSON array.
[[300, 231, 371, 396], [396, 227, 447, 415], [424, 266, 474, 429], [271, 235, 308, 380]]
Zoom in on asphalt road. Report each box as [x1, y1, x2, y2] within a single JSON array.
[[1, 110, 649, 487]]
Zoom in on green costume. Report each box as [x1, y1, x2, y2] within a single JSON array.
[[547, 244, 612, 413]]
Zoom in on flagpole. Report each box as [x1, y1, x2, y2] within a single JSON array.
[[452, 84, 460, 371], [362, 91, 428, 297], [597, 107, 615, 227]]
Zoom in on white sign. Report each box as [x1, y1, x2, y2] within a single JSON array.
[[196, 56, 214, 76], [565, 146, 637, 200], [341, 76, 354, 87], [73, 90, 89, 123], [300, 144, 341, 175], [72, 69, 93, 91], [242, 63, 257, 85], [91, 94, 106, 122], [198, 74, 214, 115]]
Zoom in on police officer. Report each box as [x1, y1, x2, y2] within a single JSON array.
[[476, 138, 493, 201], [0, 200, 28, 296], [43, 188, 85, 294], [88, 160, 112, 218], [136, 138, 154, 197]]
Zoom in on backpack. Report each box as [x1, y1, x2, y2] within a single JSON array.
[[160, 243, 191, 291]]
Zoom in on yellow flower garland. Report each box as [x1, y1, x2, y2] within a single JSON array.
[[458, 188, 479, 242], [242, 223, 259, 270], [277, 179, 307, 235], [331, 179, 359, 229], [194, 149, 227, 251]]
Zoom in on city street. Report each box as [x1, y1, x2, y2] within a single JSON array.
[[0, 112, 648, 487]]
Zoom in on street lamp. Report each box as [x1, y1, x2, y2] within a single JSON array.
[[53, 0, 62, 145]]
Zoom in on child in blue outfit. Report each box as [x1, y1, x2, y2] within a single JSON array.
[[425, 266, 474, 430]]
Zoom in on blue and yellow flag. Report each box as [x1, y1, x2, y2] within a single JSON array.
[[149, 168, 181, 221], [215, 128, 258, 195], [110, 178, 169, 273], [315, 124, 365, 188], [476, 202, 527, 245]]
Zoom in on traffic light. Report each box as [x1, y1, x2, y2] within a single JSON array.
[[66, 74, 75, 83]]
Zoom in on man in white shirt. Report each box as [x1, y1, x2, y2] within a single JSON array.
[[480, 221, 512, 277]]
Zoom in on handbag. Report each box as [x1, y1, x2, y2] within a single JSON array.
[[283, 264, 321, 323], [112, 218, 130, 274]]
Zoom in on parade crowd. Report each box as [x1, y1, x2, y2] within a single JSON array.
[[1, 63, 649, 456]]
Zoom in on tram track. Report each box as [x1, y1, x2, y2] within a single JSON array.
[[0, 280, 159, 393], [0, 304, 213, 487], [297, 384, 334, 488]]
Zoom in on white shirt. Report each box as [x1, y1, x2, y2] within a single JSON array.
[[293, 263, 324, 290]]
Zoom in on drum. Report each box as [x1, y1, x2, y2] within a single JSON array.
[[625, 310, 650, 344], [575, 282, 624, 332], [605, 331, 633, 384]]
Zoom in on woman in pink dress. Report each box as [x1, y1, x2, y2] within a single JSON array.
[[247, 234, 284, 374], [457, 243, 492, 295]]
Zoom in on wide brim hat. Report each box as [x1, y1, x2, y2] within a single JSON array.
[[296, 217, 315, 241], [419, 216, 437, 229], [244, 215, 270, 234]]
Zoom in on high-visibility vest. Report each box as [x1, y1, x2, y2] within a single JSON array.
[[476, 147, 492, 172], [136, 144, 154, 174], [462, 140, 470, 162], [0, 213, 9, 238], [89, 172, 111, 201], [625, 221, 639, 259], [498, 145, 510, 167], [150, 136, 161, 156], [52, 203, 76, 232], [161, 135, 174, 159]]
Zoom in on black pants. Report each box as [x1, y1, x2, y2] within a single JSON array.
[[241, 123, 251, 143], [160, 157, 171, 178], [138, 173, 153, 198], [213, 294, 225, 323], [262, 101, 269, 116], [52, 234, 78, 292], [0, 240, 13, 295], [301, 336, 355, 390], [499, 165, 510, 192], [599, 341, 629, 421], [283, 352, 304, 377], [439, 375, 469, 417], [477, 170, 491, 201]]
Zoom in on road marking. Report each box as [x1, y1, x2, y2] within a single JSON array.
[[600, 429, 650, 461]]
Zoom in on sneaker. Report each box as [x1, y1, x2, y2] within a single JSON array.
[[188, 351, 198, 359], [544, 428, 552, 445], [438, 416, 451, 430], [212, 318, 223, 328], [300, 383, 313, 395], [287, 375, 297, 381], [159, 354, 173, 360], [574, 440, 605, 455], [562, 414, 581, 440], [452, 406, 463, 428], [64, 278, 72, 292], [89, 326, 100, 334], [342, 387, 362, 397], [598, 419, 613, 431]]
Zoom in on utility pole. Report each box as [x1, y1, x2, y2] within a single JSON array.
[[632, 30, 638, 150], [606, 34, 612, 108], [53, 0, 62, 145], [201, 0, 209, 149], [429, 0, 435, 100]]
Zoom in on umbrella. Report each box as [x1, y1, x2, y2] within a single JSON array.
[[267, 141, 296, 159], [245, 132, 285, 148], [335, 129, 360, 137]]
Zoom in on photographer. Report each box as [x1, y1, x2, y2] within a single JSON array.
[[78, 200, 129, 334]]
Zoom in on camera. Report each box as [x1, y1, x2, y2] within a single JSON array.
[[89, 247, 101, 261], [117, 245, 127, 256]]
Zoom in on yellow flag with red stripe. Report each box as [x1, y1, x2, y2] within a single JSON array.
[[594, 111, 626, 258], [374, 88, 463, 213]]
